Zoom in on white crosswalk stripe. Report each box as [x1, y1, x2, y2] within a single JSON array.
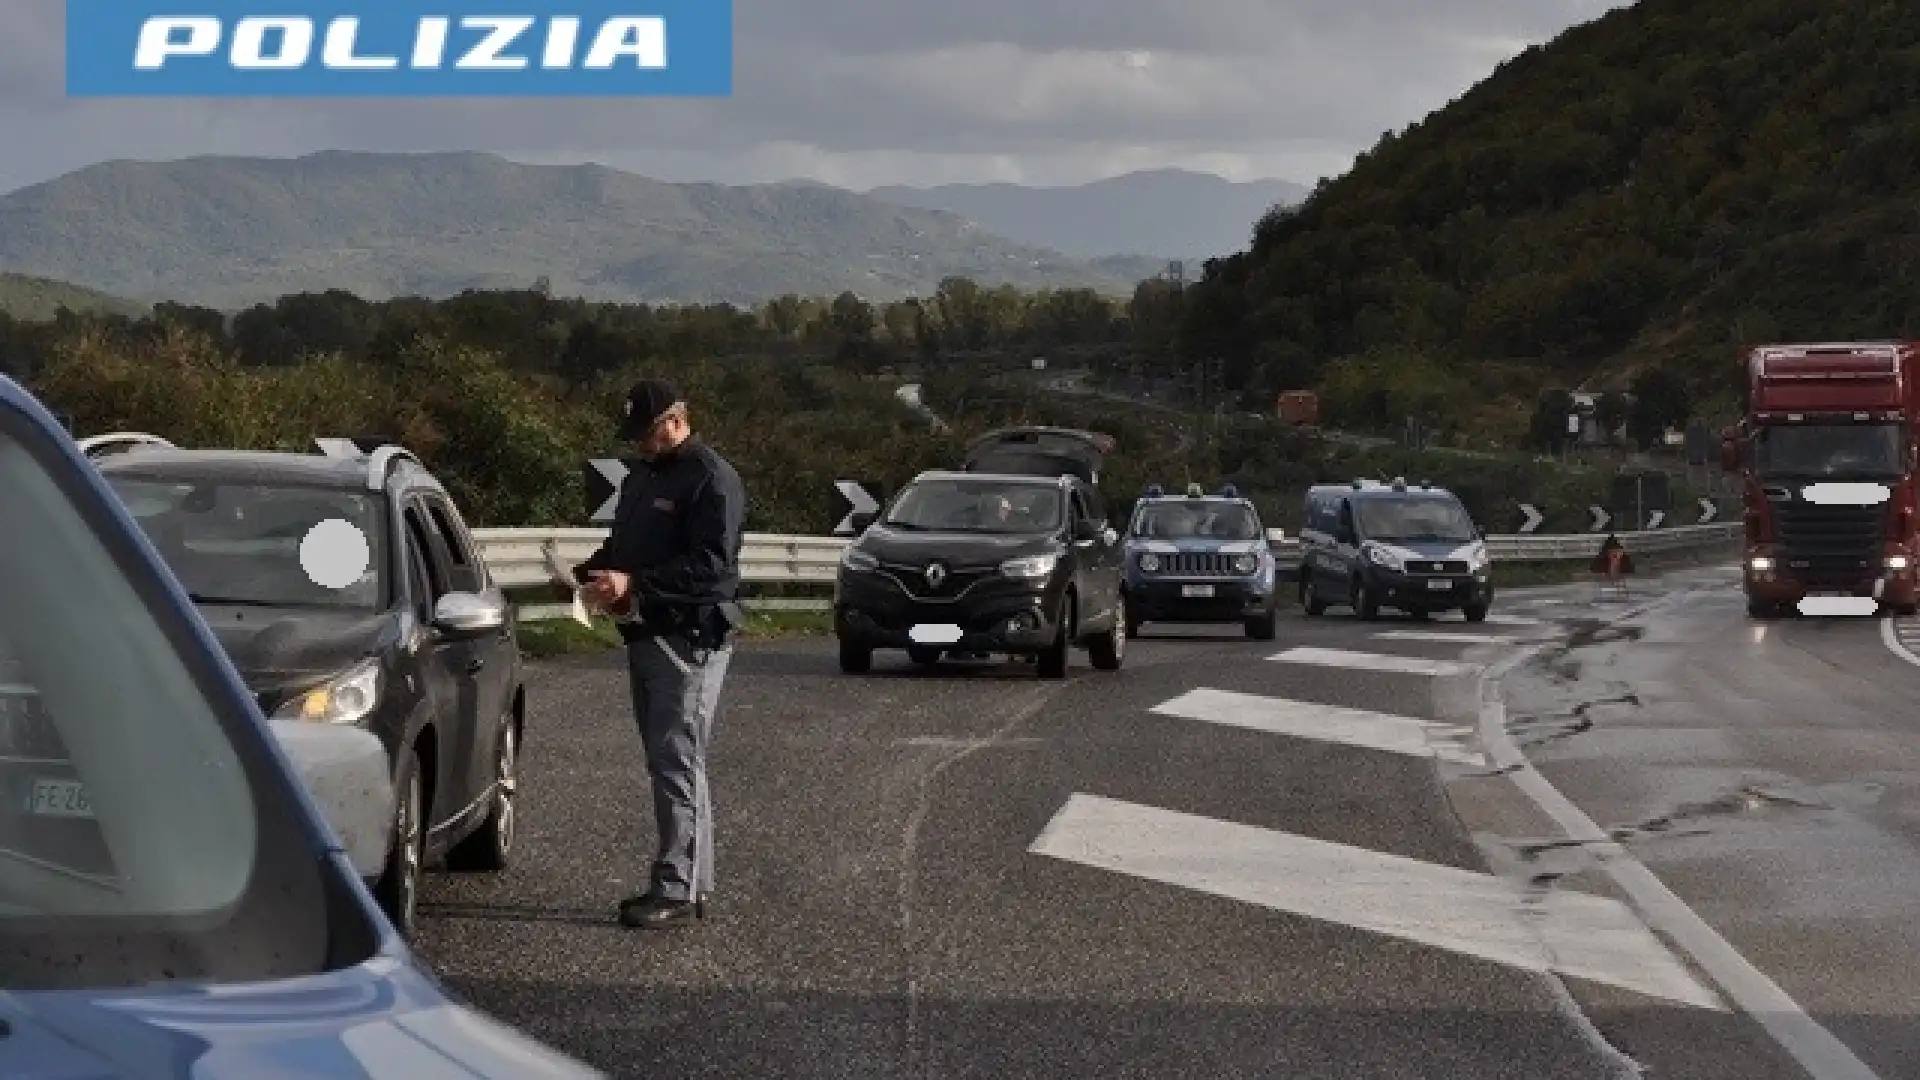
[[1269, 646, 1479, 677], [1030, 793, 1723, 1010], [1151, 686, 1487, 766]]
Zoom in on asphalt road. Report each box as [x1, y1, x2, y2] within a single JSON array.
[[408, 568, 1901, 1079], [1450, 566, 1920, 1080]]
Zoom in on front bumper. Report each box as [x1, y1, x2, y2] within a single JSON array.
[[1361, 566, 1492, 610], [1126, 576, 1270, 622], [835, 572, 1060, 652], [1745, 555, 1917, 607]]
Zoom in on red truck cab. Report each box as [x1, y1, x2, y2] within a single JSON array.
[[1720, 341, 1920, 617]]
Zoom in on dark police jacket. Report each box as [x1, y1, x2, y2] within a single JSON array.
[[573, 437, 747, 644]]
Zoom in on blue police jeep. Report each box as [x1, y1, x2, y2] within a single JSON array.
[[1121, 484, 1280, 639]]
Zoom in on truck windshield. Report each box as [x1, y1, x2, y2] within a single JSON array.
[[0, 411, 371, 993], [1753, 424, 1904, 479]]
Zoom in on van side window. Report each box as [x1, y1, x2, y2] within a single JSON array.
[[1338, 500, 1356, 538]]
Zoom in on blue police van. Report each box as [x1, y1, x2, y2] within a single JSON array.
[[1120, 483, 1279, 639], [1297, 478, 1493, 622]]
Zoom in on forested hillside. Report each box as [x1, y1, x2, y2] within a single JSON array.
[[1179, 0, 1920, 433]]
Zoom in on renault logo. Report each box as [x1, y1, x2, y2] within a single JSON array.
[[924, 562, 947, 588]]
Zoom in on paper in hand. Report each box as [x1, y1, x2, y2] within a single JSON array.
[[542, 544, 595, 629]]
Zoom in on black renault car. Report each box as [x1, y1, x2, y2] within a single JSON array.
[[833, 427, 1127, 678], [88, 435, 525, 938]]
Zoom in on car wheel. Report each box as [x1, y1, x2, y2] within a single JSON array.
[[1462, 603, 1489, 624], [374, 746, 424, 938], [447, 718, 517, 873], [838, 638, 873, 674], [1037, 595, 1071, 679], [1088, 606, 1125, 670], [1302, 572, 1326, 616], [1351, 579, 1379, 620], [1746, 597, 1779, 619]]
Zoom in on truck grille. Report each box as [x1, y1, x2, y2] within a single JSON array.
[[1773, 502, 1883, 584]]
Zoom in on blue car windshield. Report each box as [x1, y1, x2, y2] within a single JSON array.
[[0, 412, 374, 992], [1131, 500, 1259, 541]]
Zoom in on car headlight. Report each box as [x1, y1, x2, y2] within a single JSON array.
[[1233, 553, 1259, 574], [274, 657, 381, 725], [841, 546, 878, 572], [1000, 552, 1059, 579], [1138, 552, 1160, 573], [1748, 556, 1774, 571], [1362, 542, 1404, 571], [1466, 545, 1490, 572]]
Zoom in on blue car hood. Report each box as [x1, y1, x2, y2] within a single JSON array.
[[1365, 538, 1485, 562], [0, 955, 601, 1079]]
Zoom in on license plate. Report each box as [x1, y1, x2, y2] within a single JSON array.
[[1427, 579, 1453, 590], [909, 624, 964, 644], [27, 778, 91, 819], [1182, 584, 1215, 597]]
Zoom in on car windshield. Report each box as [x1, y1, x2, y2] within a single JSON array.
[[1753, 423, 1904, 479], [104, 478, 387, 609], [884, 478, 1062, 533], [0, 413, 369, 992], [1357, 497, 1478, 544], [1131, 500, 1260, 541]]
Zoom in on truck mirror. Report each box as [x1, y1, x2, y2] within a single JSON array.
[[1718, 428, 1742, 472]]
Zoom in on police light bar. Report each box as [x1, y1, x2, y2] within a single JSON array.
[[1218, 483, 1240, 498], [1144, 484, 1165, 498], [1186, 483, 1203, 497]]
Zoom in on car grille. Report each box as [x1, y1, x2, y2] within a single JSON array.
[[1153, 552, 1241, 576], [878, 561, 998, 600], [1772, 500, 1883, 584], [1404, 560, 1470, 575], [0, 690, 68, 760]]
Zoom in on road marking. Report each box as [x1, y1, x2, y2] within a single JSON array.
[[1372, 630, 1514, 644], [1269, 646, 1477, 676], [1029, 793, 1722, 1010], [1481, 639, 1885, 1079], [1879, 617, 1920, 669], [1482, 614, 1544, 626], [1150, 687, 1484, 766]]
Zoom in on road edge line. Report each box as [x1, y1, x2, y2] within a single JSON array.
[[1878, 616, 1920, 669], [1478, 602, 1885, 1080]]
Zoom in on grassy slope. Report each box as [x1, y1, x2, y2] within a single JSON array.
[[0, 273, 146, 321]]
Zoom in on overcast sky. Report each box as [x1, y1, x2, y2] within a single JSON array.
[[0, 0, 1623, 195]]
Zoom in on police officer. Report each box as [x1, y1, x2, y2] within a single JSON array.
[[570, 378, 746, 928]]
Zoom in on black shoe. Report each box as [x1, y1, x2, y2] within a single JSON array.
[[618, 891, 710, 928]]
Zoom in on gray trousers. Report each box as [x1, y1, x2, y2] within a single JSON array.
[[624, 633, 732, 901]]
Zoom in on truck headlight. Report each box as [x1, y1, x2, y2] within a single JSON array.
[[1748, 556, 1774, 571], [274, 658, 381, 726], [1887, 555, 1909, 570], [1000, 553, 1059, 579], [841, 546, 878, 572], [1138, 552, 1160, 573]]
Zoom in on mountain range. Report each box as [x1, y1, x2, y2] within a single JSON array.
[[0, 153, 1298, 311], [870, 170, 1308, 262]]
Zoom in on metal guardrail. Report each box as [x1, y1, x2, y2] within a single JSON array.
[[476, 523, 1743, 620]]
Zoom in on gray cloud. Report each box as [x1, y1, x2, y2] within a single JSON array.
[[0, 0, 1624, 193]]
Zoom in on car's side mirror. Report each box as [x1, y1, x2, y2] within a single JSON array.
[[433, 591, 507, 636]]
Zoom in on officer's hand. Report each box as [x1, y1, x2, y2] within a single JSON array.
[[585, 569, 633, 605]]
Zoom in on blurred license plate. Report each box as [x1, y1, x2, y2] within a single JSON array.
[[28, 778, 91, 819], [909, 624, 963, 644], [1182, 585, 1214, 597], [1427, 579, 1453, 590]]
